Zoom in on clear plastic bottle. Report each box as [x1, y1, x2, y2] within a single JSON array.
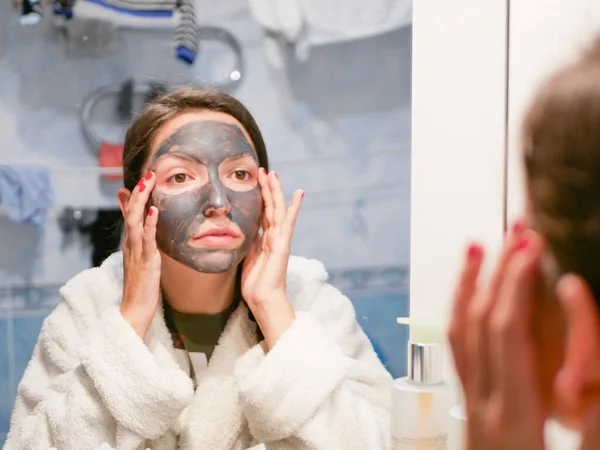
[[447, 403, 467, 450], [391, 322, 451, 450]]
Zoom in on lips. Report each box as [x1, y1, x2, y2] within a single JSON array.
[[194, 227, 241, 240]]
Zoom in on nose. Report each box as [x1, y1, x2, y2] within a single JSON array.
[[203, 179, 231, 217]]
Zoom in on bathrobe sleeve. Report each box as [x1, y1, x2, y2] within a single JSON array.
[[234, 283, 393, 450], [4, 299, 194, 450]]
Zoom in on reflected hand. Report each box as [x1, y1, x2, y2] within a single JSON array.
[[241, 168, 303, 348]]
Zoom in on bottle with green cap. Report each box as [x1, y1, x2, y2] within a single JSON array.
[[391, 318, 452, 449]]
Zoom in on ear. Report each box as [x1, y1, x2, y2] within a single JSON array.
[[118, 188, 132, 219], [554, 274, 600, 420]]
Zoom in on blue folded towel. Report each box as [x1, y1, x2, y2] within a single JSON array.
[[0, 165, 54, 230]]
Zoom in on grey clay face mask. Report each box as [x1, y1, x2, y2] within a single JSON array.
[[150, 120, 263, 274]]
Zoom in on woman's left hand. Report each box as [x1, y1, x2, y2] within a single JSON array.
[[241, 168, 304, 348], [448, 224, 547, 450]]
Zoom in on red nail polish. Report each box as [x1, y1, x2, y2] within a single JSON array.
[[301, 191, 305, 199], [273, 171, 278, 179], [145, 172, 153, 180], [139, 183, 146, 193], [511, 220, 523, 234], [148, 207, 154, 216], [516, 236, 529, 250], [467, 244, 481, 258]]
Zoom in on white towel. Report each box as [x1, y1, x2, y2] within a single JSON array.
[[54, 0, 198, 63], [248, 0, 412, 64]]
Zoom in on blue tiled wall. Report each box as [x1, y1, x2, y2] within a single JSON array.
[[0, 309, 51, 442], [0, 0, 411, 436], [12, 313, 47, 386], [353, 290, 409, 377]]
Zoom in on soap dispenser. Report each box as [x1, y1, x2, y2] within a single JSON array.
[[391, 319, 452, 449]]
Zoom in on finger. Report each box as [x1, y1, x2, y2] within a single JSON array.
[[490, 232, 543, 401], [254, 232, 263, 253], [468, 220, 526, 400], [122, 227, 130, 249], [258, 168, 274, 227], [493, 232, 542, 336], [504, 216, 528, 239], [268, 170, 287, 226], [448, 243, 484, 385], [261, 215, 269, 234], [580, 401, 600, 450], [142, 206, 159, 260], [260, 215, 270, 251], [488, 219, 526, 300], [281, 190, 304, 243], [555, 274, 600, 412], [125, 172, 156, 254]]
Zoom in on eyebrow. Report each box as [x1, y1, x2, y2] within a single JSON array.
[[154, 150, 206, 167], [223, 152, 258, 163], [150, 150, 259, 173]]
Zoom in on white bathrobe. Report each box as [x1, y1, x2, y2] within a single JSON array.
[[4, 252, 392, 450]]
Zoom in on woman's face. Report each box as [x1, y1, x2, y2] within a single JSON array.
[[144, 111, 263, 274]]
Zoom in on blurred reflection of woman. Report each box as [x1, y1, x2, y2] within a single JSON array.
[[4, 87, 392, 450]]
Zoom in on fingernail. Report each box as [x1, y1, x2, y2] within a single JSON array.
[[260, 167, 267, 175], [300, 190, 305, 199], [511, 220, 523, 234], [515, 236, 529, 250], [273, 171, 278, 179], [139, 183, 146, 193], [467, 243, 481, 259], [148, 207, 154, 216], [145, 172, 153, 180]]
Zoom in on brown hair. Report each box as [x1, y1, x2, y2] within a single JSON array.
[[523, 36, 600, 302], [122, 85, 269, 191]]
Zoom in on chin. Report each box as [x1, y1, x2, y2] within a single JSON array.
[[160, 244, 246, 274], [187, 251, 241, 274], [192, 264, 233, 274]]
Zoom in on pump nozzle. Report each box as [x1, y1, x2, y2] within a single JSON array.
[[397, 317, 444, 384]]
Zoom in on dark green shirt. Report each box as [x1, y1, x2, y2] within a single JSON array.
[[163, 296, 241, 361]]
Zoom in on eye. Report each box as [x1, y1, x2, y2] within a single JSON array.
[[233, 170, 250, 181], [169, 173, 188, 184]]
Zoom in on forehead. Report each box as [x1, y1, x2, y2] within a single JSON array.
[[150, 110, 255, 158]]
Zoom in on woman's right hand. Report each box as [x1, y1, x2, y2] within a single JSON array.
[[120, 171, 161, 338]]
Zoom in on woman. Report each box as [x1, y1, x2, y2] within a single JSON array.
[[4, 87, 392, 450], [448, 37, 600, 449]]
